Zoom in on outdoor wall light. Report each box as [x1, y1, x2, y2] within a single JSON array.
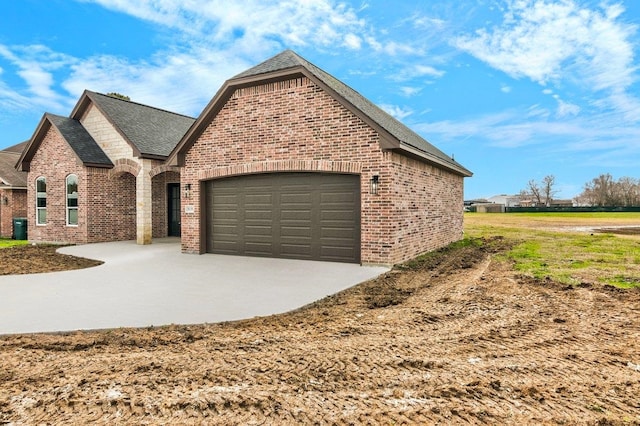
[[370, 175, 380, 195], [183, 183, 192, 198], [2, 196, 7, 206]]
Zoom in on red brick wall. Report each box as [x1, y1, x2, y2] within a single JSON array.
[[387, 153, 464, 262], [27, 126, 141, 244], [181, 76, 465, 265], [0, 189, 27, 238], [86, 169, 136, 242], [152, 171, 180, 238], [27, 127, 89, 244]]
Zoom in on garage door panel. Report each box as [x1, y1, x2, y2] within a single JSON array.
[[207, 173, 360, 263]]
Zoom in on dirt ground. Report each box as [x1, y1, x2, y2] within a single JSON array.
[[1, 238, 639, 425], [0, 244, 102, 275]]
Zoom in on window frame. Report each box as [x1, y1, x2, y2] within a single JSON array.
[[35, 176, 47, 225], [66, 174, 79, 227]]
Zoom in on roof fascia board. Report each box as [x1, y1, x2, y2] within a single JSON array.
[[394, 143, 473, 177], [169, 84, 237, 166]]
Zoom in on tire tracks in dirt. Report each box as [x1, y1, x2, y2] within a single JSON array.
[[1, 237, 639, 424]]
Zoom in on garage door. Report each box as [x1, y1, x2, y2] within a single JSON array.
[[206, 173, 360, 263]]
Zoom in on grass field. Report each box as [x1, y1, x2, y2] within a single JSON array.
[[464, 212, 640, 288], [0, 239, 28, 249]]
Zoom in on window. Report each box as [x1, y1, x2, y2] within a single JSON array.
[[36, 177, 47, 225], [66, 174, 78, 226]]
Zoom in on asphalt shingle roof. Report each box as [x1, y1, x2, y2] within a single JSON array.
[[88, 92, 196, 158], [235, 50, 471, 176], [0, 150, 26, 187], [47, 114, 113, 167], [3, 141, 28, 154]]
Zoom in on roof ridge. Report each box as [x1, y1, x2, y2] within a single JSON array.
[[87, 91, 196, 120]]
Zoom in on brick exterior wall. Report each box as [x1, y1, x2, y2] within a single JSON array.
[[86, 169, 136, 242], [26, 123, 171, 244], [27, 127, 89, 244], [181, 76, 465, 265], [387, 152, 464, 262], [0, 188, 27, 238], [24, 103, 180, 245]]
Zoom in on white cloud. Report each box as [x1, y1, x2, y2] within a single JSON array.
[[501, 85, 511, 93], [379, 104, 413, 120], [344, 33, 362, 49], [82, 0, 366, 52], [62, 47, 250, 116], [0, 44, 75, 111], [556, 99, 581, 117], [400, 86, 422, 97], [392, 64, 445, 82], [455, 0, 638, 118]]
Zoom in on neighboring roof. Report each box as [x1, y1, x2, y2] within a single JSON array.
[[17, 113, 113, 172], [172, 50, 472, 177], [71, 91, 196, 159], [3, 141, 28, 154], [0, 150, 26, 187]]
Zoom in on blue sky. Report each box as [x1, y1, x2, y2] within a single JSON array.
[[1, 0, 639, 200]]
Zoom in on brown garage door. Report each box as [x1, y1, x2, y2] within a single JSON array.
[[206, 172, 360, 263]]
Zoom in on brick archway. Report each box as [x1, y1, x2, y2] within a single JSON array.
[[196, 160, 362, 181], [108, 159, 141, 178]]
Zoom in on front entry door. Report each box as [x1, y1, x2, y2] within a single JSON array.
[[168, 183, 181, 237]]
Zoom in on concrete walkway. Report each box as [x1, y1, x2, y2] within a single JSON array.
[[0, 239, 388, 335]]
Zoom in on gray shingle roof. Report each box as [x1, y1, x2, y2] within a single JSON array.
[[235, 50, 471, 176], [88, 92, 195, 158], [3, 141, 28, 154], [0, 150, 26, 187], [46, 114, 113, 167]]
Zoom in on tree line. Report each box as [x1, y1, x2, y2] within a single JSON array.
[[575, 174, 640, 207], [519, 174, 640, 207]]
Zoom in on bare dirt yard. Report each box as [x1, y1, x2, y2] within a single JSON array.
[[0, 244, 102, 275], [1, 235, 639, 425]]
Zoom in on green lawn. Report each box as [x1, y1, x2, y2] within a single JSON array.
[[464, 212, 640, 288], [0, 239, 29, 249]]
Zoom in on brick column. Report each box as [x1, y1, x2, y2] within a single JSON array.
[[136, 159, 153, 244]]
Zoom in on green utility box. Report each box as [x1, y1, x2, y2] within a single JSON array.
[[12, 218, 27, 240]]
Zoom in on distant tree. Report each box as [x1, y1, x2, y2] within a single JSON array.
[[541, 175, 558, 207], [527, 179, 543, 205], [616, 177, 640, 207], [106, 92, 130, 101], [583, 173, 615, 206]]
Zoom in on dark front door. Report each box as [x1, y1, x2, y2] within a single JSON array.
[[168, 183, 181, 237]]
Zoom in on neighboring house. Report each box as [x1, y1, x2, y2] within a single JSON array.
[[17, 92, 195, 245], [17, 50, 472, 265], [169, 50, 472, 265], [487, 194, 521, 207], [550, 199, 574, 207], [0, 142, 28, 238]]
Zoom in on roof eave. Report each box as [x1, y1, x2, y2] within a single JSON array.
[[394, 143, 473, 177], [139, 153, 169, 161], [83, 162, 114, 169]]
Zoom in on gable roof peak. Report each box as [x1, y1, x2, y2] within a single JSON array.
[[75, 90, 196, 159], [233, 49, 308, 79]]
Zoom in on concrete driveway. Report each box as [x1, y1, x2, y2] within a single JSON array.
[[0, 239, 388, 335]]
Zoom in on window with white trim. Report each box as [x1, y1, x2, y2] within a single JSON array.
[[66, 174, 78, 226], [36, 177, 47, 225]]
